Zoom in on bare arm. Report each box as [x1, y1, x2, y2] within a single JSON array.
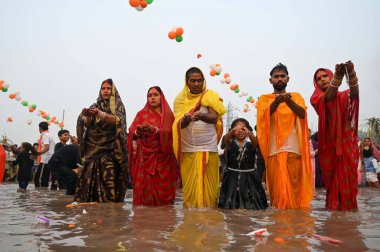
[[284, 94, 305, 119], [270, 95, 283, 115]]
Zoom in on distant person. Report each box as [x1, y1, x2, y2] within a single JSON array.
[[51, 129, 70, 190], [0, 143, 5, 183], [48, 143, 81, 195], [13, 142, 36, 191], [363, 138, 380, 188], [35, 121, 55, 188]]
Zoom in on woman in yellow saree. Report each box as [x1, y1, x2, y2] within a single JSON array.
[[173, 67, 226, 208]]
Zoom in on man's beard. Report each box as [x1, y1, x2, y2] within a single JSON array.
[[273, 82, 287, 91]]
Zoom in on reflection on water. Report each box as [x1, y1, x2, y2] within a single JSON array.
[[0, 184, 379, 251]]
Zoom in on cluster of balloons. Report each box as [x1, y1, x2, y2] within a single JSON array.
[[8, 91, 38, 112], [209, 64, 222, 76], [220, 73, 232, 84], [168, 27, 184, 42], [0, 80, 10, 92], [238, 91, 248, 97], [230, 84, 240, 93], [246, 96, 255, 103], [1, 79, 65, 129], [129, 0, 153, 12]]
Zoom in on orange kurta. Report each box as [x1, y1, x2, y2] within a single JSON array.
[[257, 93, 313, 209]]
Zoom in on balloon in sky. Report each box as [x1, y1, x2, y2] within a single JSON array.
[[130, 0, 153, 12], [168, 27, 184, 43], [209, 64, 222, 76]]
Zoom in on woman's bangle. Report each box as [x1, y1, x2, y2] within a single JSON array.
[[330, 82, 340, 88], [349, 82, 358, 88], [154, 126, 159, 135], [134, 129, 140, 137], [96, 110, 107, 121]]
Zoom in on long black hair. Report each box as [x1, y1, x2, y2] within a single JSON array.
[[230, 118, 253, 131]]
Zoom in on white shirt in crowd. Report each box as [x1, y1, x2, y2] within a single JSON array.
[[39, 131, 55, 163]]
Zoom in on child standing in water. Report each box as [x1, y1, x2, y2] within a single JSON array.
[[218, 118, 268, 210], [13, 142, 35, 191]]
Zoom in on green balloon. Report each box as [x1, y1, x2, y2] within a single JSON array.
[[176, 35, 183, 42], [246, 97, 251, 102], [22, 101, 28, 106], [31, 104, 37, 109], [147, 0, 153, 4], [2, 87, 8, 92], [45, 115, 50, 120], [234, 88, 240, 93], [216, 72, 220, 76]]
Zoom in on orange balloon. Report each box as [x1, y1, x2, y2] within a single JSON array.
[[129, 0, 140, 7], [197, 53, 202, 59], [7, 117, 12, 122], [210, 70, 216, 76], [175, 27, 184, 36], [29, 107, 34, 112], [223, 73, 230, 78], [230, 85, 235, 90], [0, 80, 4, 89], [168, 31, 176, 40], [140, 0, 147, 8], [243, 108, 248, 113], [9, 94, 16, 99], [250, 98, 255, 103]]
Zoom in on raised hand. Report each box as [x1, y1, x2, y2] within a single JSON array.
[[335, 63, 345, 77]]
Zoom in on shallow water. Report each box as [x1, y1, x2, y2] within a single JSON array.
[[0, 183, 379, 252]]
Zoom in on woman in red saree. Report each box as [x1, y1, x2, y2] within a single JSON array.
[[128, 86, 177, 206], [310, 61, 360, 211]]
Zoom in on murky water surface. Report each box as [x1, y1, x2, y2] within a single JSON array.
[[0, 183, 379, 251]]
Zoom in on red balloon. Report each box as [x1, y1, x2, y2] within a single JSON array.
[[129, 0, 140, 7]]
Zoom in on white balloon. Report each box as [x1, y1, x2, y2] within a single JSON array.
[[136, 6, 144, 11], [215, 66, 222, 73], [220, 79, 226, 84], [14, 91, 20, 95], [238, 93, 243, 97], [27, 120, 32, 125], [3, 82, 10, 88], [225, 77, 232, 84], [209, 64, 216, 70], [15, 95, 22, 101]]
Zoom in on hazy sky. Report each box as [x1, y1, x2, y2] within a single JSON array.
[[1, 0, 379, 145]]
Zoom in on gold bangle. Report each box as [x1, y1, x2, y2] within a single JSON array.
[[349, 82, 358, 88], [329, 82, 340, 88]]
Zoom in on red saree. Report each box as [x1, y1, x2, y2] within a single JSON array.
[[310, 68, 359, 210], [128, 92, 177, 206]]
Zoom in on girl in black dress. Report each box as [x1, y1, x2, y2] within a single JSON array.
[[218, 118, 268, 210], [13, 142, 35, 190]]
